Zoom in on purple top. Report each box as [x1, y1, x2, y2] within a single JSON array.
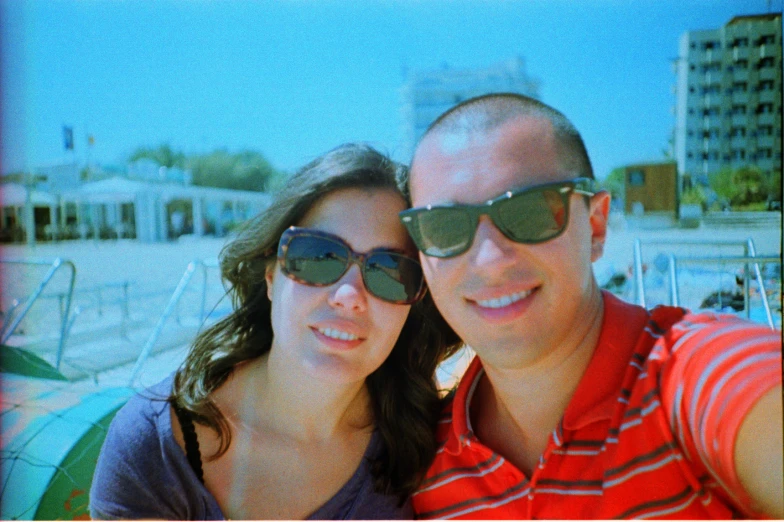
[[89, 375, 413, 520]]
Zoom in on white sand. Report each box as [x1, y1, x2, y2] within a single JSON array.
[[1, 221, 780, 388]]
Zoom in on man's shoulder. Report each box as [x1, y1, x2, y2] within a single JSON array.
[[434, 390, 458, 445]]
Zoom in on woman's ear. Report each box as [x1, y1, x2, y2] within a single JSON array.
[[265, 262, 276, 301]]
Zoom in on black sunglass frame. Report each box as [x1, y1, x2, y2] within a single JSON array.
[[399, 177, 597, 258], [276, 226, 425, 304]]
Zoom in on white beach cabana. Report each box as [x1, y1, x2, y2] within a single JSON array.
[[58, 177, 271, 242]]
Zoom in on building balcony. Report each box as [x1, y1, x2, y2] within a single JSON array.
[[731, 47, 750, 61], [758, 90, 778, 103], [757, 135, 780, 148], [730, 136, 748, 148], [732, 69, 750, 81], [731, 92, 750, 104], [731, 114, 750, 126], [759, 68, 780, 81], [757, 113, 777, 125]]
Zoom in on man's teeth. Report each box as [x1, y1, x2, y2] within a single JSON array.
[[318, 328, 359, 341], [477, 290, 532, 309]]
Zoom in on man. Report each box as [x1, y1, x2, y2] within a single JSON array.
[[400, 93, 782, 519]]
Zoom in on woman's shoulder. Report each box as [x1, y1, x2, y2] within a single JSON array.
[[103, 375, 175, 453]]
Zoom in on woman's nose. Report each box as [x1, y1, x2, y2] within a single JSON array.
[[328, 264, 369, 312]]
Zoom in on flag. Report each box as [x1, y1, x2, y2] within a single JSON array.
[[63, 126, 74, 151], [88, 134, 95, 146]]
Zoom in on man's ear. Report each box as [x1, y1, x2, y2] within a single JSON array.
[[265, 262, 276, 301], [589, 190, 611, 262]]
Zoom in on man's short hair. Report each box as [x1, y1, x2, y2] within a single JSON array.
[[418, 92, 594, 180]]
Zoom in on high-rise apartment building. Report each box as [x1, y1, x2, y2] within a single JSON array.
[[400, 57, 540, 159], [674, 13, 782, 186]]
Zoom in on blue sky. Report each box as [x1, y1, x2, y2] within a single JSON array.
[[1, 0, 781, 179]]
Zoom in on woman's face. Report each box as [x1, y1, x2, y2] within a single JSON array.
[[266, 187, 415, 385]]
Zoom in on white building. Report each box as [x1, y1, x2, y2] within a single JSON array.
[[0, 178, 271, 244], [400, 56, 541, 159]]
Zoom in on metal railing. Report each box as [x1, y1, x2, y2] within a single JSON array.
[[632, 238, 780, 330], [0, 258, 77, 369], [128, 258, 221, 386]]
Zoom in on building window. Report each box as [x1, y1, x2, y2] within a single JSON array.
[[758, 148, 773, 159], [734, 59, 749, 69], [759, 125, 774, 136], [628, 170, 645, 187], [757, 57, 775, 69], [731, 105, 747, 115], [757, 34, 776, 45], [732, 81, 748, 92], [757, 103, 775, 114], [730, 127, 747, 138], [732, 149, 747, 160], [702, 106, 720, 117], [731, 37, 749, 47], [701, 84, 721, 95], [758, 80, 775, 91]]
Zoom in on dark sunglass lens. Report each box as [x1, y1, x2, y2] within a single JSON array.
[[411, 208, 473, 257], [498, 188, 568, 242], [363, 253, 423, 303], [285, 235, 348, 285]]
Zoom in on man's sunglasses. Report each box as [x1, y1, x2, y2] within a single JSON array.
[[399, 177, 597, 258], [277, 227, 425, 305]]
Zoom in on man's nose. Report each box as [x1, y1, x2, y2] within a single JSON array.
[[470, 216, 519, 270]]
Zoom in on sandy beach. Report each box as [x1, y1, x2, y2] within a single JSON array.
[[1, 217, 780, 387]]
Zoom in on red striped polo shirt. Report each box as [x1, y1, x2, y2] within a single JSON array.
[[413, 291, 782, 519]]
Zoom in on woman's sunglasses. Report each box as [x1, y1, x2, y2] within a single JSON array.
[[277, 227, 425, 305], [399, 177, 597, 258]]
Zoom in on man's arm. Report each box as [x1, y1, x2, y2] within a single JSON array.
[[734, 385, 784, 518]]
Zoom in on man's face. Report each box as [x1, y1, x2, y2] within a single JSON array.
[[409, 116, 609, 370]]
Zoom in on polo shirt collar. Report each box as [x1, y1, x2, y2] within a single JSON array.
[[444, 291, 651, 453], [445, 354, 484, 455], [562, 291, 649, 430]]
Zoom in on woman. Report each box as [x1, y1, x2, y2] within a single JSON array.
[[89, 143, 461, 520]]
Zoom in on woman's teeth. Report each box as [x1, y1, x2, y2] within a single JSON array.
[[318, 328, 359, 341]]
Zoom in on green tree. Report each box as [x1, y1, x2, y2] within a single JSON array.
[[708, 168, 739, 205], [709, 166, 768, 208], [600, 167, 625, 205], [188, 149, 284, 192], [129, 144, 186, 168]]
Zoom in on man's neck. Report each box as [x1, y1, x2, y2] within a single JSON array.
[[472, 296, 604, 476]]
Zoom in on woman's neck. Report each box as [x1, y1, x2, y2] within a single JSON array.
[[216, 352, 373, 444]]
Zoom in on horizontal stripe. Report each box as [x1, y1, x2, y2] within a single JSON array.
[[535, 487, 603, 496], [615, 485, 696, 519], [416, 455, 505, 494], [537, 478, 603, 488], [418, 481, 530, 519], [605, 441, 680, 478], [604, 452, 684, 489]]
